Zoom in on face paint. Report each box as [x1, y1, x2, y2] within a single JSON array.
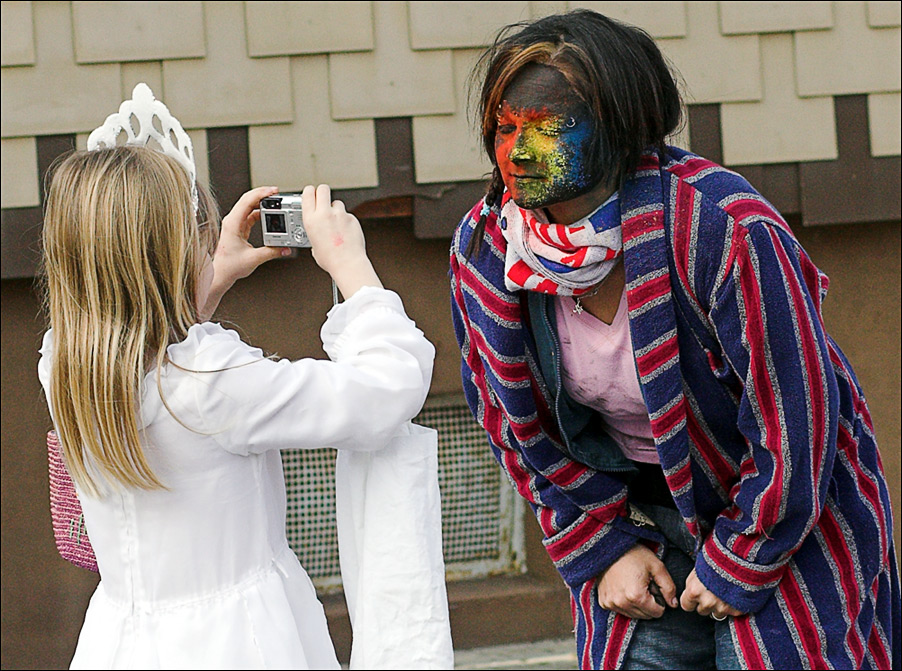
[[494, 64, 597, 210]]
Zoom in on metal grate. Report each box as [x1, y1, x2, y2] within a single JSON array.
[[281, 447, 343, 590], [281, 395, 524, 592]]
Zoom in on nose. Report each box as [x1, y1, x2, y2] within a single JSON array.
[[509, 132, 534, 163]]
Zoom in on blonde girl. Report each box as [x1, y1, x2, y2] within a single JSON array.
[[39, 146, 434, 669]]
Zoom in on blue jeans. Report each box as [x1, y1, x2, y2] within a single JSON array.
[[619, 505, 741, 670]]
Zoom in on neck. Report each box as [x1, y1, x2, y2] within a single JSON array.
[[544, 179, 615, 224], [579, 259, 625, 325]]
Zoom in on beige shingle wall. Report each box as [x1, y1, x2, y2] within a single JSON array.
[[2, 0, 900, 208], [719, 1, 834, 34], [0, 136, 38, 208], [1, 0, 35, 66], [720, 34, 838, 165], [71, 2, 206, 63], [245, 2, 375, 56], [1, 2, 122, 139]]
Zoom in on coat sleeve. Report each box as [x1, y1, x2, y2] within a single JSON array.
[[450, 207, 663, 588], [174, 287, 435, 456], [698, 222, 839, 613]]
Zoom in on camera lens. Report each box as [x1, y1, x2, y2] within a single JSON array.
[[261, 197, 282, 209]]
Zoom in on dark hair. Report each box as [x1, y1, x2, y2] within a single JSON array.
[[466, 9, 683, 256]]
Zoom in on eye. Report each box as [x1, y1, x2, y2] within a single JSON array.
[[539, 120, 566, 137], [565, 117, 577, 129]]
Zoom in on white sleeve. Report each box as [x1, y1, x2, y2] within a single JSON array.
[[37, 330, 56, 423], [336, 422, 454, 669], [174, 286, 435, 456]]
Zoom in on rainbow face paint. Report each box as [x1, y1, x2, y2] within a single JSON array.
[[494, 64, 597, 210]]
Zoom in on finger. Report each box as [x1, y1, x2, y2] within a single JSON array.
[[255, 245, 290, 266], [601, 594, 662, 620], [615, 601, 660, 620], [695, 596, 717, 618], [703, 594, 742, 619], [597, 591, 624, 617], [649, 562, 678, 609], [332, 199, 346, 213], [680, 568, 702, 612], [616, 606, 648, 620], [316, 184, 332, 212], [618, 584, 665, 620], [600, 598, 647, 621], [238, 209, 262, 237], [680, 586, 700, 613], [635, 591, 666, 619], [226, 186, 278, 228], [708, 608, 728, 621], [301, 185, 316, 222]]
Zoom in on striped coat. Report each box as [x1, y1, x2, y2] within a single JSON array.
[[449, 148, 900, 669]]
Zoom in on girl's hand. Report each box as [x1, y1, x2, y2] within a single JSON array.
[[203, 186, 289, 319], [301, 184, 382, 299], [596, 544, 678, 619], [680, 568, 744, 620]]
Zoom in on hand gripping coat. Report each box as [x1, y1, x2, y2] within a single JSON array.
[[450, 147, 900, 669]]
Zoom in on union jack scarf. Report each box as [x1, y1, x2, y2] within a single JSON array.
[[498, 190, 622, 296]]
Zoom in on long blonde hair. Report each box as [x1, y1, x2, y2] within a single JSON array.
[[41, 146, 219, 495]]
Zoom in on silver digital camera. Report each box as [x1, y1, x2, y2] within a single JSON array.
[[260, 193, 310, 248]]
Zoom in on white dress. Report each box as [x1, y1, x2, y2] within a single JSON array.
[[38, 287, 436, 670]]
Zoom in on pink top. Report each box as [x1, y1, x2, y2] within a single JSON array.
[[554, 289, 659, 464]]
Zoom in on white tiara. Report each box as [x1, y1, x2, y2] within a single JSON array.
[[87, 83, 198, 211]]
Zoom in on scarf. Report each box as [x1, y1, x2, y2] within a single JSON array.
[[498, 190, 623, 296]]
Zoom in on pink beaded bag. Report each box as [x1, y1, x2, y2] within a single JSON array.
[[47, 430, 98, 572]]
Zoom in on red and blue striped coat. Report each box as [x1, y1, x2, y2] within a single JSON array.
[[449, 147, 900, 669]]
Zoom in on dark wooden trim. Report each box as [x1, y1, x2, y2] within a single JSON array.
[[799, 95, 901, 226], [335, 117, 426, 214], [735, 162, 801, 217], [206, 126, 252, 212], [4, 102, 900, 279], [688, 103, 806, 217], [352, 195, 413, 220], [414, 180, 487, 238], [205, 126, 255, 243], [36, 136, 78, 195], [687, 104, 723, 166], [373, 117, 415, 195], [685, 97, 901, 227], [1, 135, 76, 280], [334, 119, 489, 238], [1, 206, 43, 280]]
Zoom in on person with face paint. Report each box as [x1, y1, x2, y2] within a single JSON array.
[[450, 9, 900, 671]]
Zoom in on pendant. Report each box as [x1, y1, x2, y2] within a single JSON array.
[[571, 281, 604, 315]]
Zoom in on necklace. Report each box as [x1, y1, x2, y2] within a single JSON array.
[[572, 284, 602, 315], [570, 258, 622, 315]]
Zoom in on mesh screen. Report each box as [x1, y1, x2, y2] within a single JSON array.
[[281, 398, 523, 591], [282, 447, 342, 588]]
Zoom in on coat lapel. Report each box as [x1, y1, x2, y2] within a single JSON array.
[[620, 155, 700, 540]]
